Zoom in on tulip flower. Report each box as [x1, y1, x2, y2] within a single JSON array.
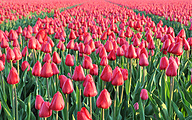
[[140, 89, 148, 100], [97, 89, 112, 120], [35, 95, 44, 110], [21, 61, 30, 72], [41, 62, 53, 102], [83, 80, 97, 117], [52, 51, 61, 64], [72, 65, 85, 110], [134, 102, 139, 111], [77, 107, 92, 120], [62, 78, 74, 119], [7, 67, 19, 120], [39, 102, 52, 118], [166, 60, 178, 115], [89, 64, 98, 76], [13, 47, 22, 76]]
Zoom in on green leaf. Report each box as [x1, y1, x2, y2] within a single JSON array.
[[172, 101, 184, 120], [152, 93, 170, 120], [26, 94, 31, 120], [138, 98, 145, 120]]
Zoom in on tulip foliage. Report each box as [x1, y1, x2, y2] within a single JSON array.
[[0, 0, 192, 120]]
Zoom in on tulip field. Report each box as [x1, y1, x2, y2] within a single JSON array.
[[1, 0, 192, 119]]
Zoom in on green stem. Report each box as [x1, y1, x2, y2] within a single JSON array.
[[17, 60, 19, 77], [102, 108, 104, 120], [1, 71, 5, 94], [56, 111, 58, 120], [113, 86, 117, 120], [169, 77, 174, 116], [66, 94, 69, 120], [14, 85, 18, 120], [128, 59, 132, 106], [46, 78, 50, 102], [79, 83, 81, 111], [143, 66, 145, 85], [120, 84, 124, 104], [90, 97, 92, 117], [36, 77, 39, 95], [12, 85, 15, 120]]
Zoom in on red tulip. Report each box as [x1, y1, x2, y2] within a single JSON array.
[[160, 56, 169, 70], [62, 78, 74, 94], [84, 44, 92, 55], [125, 45, 137, 59], [39, 102, 52, 118], [28, 37, 37, 49], [50, 91, 65, 111], [65, 54, 74, 66], [83, 56, 93, 69], [13, 47, 22, 61], [134, 102, 139, 111], [35, 95, 44, 110], [83, 74, 94, 87], [59, 75, 68, 88], [89, 64, 98, 76], [72, 65, 85, 81], [43, 53, 51, 63], [69, 30, 77, 40], [40, 62, 53, 78], [104, 40, 113, 52], [117, 47, 124, 56], [120, 68, 128, 81], [100, 65, 112, 82], [21, 46, 28, 57], [100, 56, 108, 66], [7, 67, 19, 84], [140, 89, 148, 100], [139, 53, 149, 66], [32, 61, 42, 77], [6, 48, 15, 61], [52, 52, 61, 64], [83, 80, 98, 97], [166, 62, 178, 76], [171, 42, 183, 56], [96, 89, 112, 109], [21, 61, 30, 72], [0, 60, 5, 71], [107, 50, 116, 61], [110, 67, 124, 86], [1, 38, 9, 48], [66, 40, 74, 50], [77, 107, 92, 120], [51, 62, 59, 75]]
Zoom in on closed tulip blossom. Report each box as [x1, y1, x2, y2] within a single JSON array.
[[140, 89, 148, 100]]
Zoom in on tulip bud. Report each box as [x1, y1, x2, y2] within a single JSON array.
[[40, 62, 53, 78], [7, 67, 20, 84], [77, 107, 92, 120], [96, 89, 112, 109], [140, 89, 148, 100], [52, 52, 61, 64], [72, 65, 85, 81], [134, 102, 139, 111], [110, 67, 124, 86], [83, 81, 98, 97], [65, 54, 74, 66], [100, 65, 112, 82], [160, 56, 169, 70], [62, 79, 74, 94], [21, 61, 30, 71], [35, 95, 44, 110], [50, 91, 65, 111], [39, 102, 52, 118], [32, 61, 42, 77]]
